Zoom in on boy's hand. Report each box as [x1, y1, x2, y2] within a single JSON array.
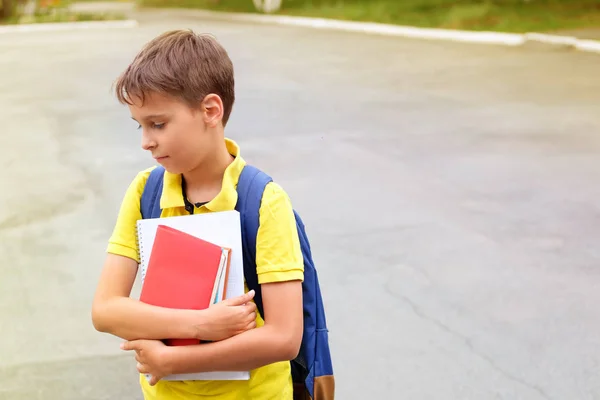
[[196, 290, 257, 341], [121, 339, 171, 386]]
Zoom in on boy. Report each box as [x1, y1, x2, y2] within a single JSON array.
[[91, 29, 304, 399]]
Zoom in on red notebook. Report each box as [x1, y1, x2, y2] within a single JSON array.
[[139, 224, 231, 346]]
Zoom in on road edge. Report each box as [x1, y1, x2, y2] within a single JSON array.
[[144, 8, 600, 54]]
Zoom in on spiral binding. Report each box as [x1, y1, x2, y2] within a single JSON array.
[[136, 220, 147, 284]]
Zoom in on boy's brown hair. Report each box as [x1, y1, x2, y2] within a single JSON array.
[[114, 29, 235, 126]]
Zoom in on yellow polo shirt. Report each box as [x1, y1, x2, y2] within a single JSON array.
[[106, 138, 304, 400]]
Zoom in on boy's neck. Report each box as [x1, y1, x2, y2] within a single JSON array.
[[182, 139, 234, 197]]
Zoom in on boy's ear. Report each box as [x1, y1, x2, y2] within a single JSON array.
[[201, 94, 224, 128]]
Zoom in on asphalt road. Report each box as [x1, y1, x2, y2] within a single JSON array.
[[1, 12, 599, 400]]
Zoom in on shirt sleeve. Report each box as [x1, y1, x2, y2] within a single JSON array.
[[255, 182, 304, 285], [106, 168, 153, 262]]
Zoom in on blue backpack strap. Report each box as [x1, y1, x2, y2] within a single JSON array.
[[140, 166, 165, 219], [234, 164, 272, 319], [292, 212, 334, 399], [236, 164, 334, 400]]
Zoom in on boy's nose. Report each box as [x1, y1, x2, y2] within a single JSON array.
[[141, 132, 156, 151]]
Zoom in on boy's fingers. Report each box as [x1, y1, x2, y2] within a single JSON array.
[[120, 340, 139, 351], [223, 290, 255, 306], [136, 362, 147, 373]]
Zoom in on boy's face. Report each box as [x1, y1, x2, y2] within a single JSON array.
[[129, 92, 217, 174]]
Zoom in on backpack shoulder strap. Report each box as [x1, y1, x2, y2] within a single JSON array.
[[140, 166, 165, 219], [236, 164, 335, 399], [235, 164, 273, 318]]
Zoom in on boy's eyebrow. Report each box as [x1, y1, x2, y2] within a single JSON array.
[[131, 114, 169, 122]]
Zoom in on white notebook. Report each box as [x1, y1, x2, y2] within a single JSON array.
[[136, 210, 250, 381]]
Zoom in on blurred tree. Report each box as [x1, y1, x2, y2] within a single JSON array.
[[0, 0, 14, 19]]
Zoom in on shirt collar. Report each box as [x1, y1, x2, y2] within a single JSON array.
[[159, 138, 245, 212]]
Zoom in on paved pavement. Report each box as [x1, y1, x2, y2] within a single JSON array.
[[0, 13, 599, 400]]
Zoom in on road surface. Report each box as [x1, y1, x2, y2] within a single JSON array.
[[1, 12, 599, 400]]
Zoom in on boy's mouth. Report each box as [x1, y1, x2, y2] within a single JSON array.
[[154, 156, 169, 161]]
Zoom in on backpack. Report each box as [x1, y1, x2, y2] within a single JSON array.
[[140, 164, 335, 400]]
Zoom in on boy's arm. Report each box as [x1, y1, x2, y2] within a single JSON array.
[[92, 169, 256, 342], [160, 181, 305, 373], [92, 253, 198, 340], [92, 254, 257, 341], [91, 169, 195, 341], [165, 279, 302, 373]]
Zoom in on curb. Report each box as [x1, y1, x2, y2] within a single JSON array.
[[230, 13, 526, 46], [523, 32, 600, 53], [574, 39, 600, 53], [523, 32, 579, 47], [154, 8, 600, 54], [0, 19, 138, 34], [156, 8, 524, 46]]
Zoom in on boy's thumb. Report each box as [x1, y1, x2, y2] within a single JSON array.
[[225, 290, 255, 306]]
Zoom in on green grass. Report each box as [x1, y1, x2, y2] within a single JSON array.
[[137, 0, 600, 33], [0, 0, 127, 24], [0, 10, 126, 24]]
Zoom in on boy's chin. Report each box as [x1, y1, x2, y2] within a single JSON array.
[[155, 160, 180, 174], [162, 167, 183, 175], [157, 158, 201, 175], [160, 164, 194, 176]]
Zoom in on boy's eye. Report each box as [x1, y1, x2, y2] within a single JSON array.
[[136, 123, 164, 130]]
